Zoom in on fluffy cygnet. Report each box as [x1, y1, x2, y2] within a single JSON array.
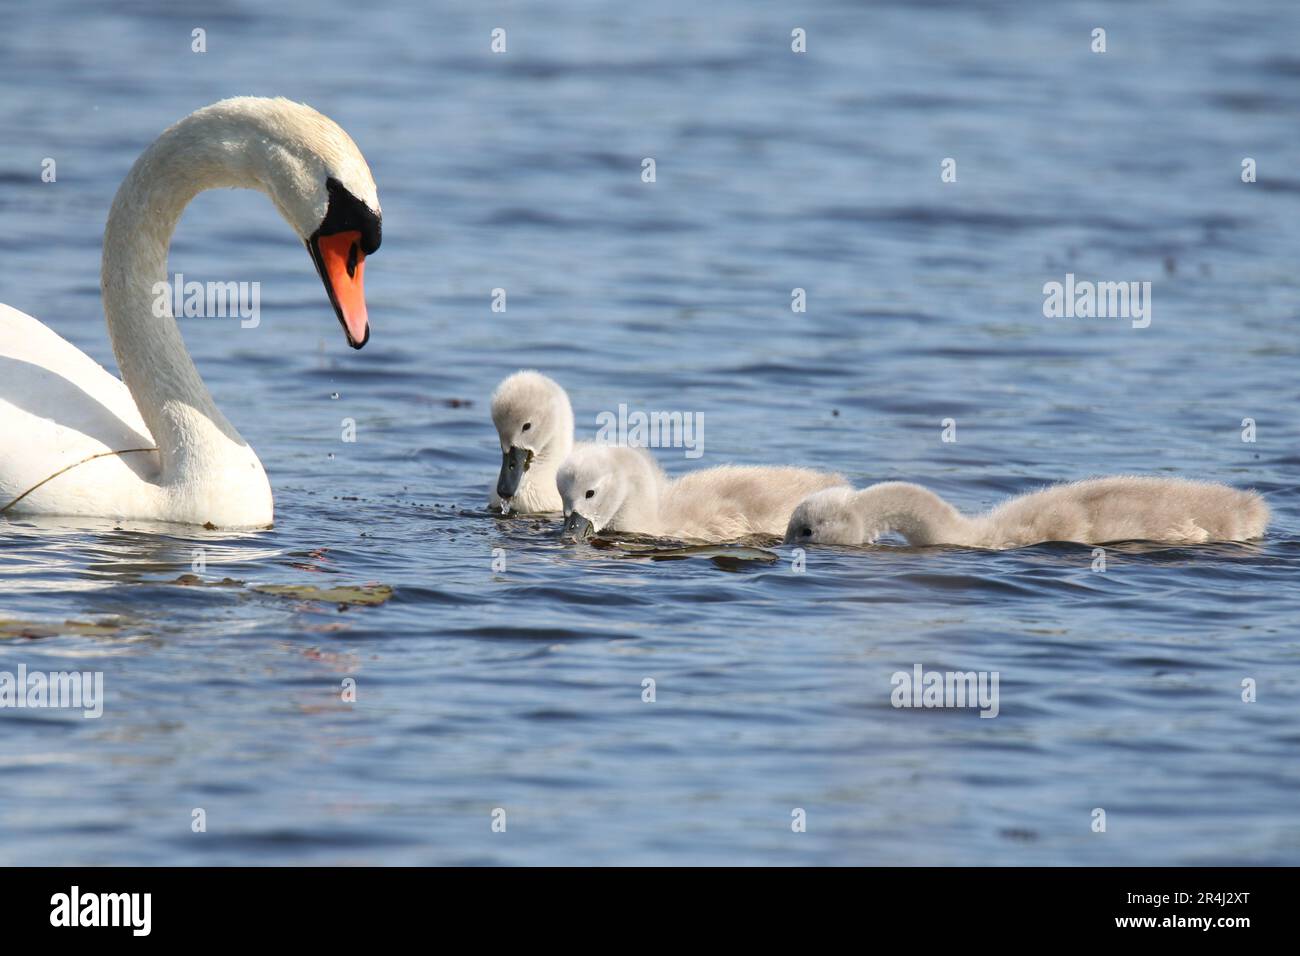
[[488, 371, 574, 514], [557, 442, 847, 543], [785, 476, 1269, 549]]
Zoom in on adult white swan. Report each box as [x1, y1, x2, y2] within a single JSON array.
[[0, 97, 382, 527]]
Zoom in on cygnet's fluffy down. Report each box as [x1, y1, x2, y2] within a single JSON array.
[[785, 476, 1268, 549], [558, 443, 847, 543], [488, 370, 574, 514]]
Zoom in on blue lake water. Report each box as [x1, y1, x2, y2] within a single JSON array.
[[1, 0, 1298, 864]]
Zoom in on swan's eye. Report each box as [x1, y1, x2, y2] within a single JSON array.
[[585, 489, 595, 499], [522, 423, 531, 432], [800, 527, 812, 537]]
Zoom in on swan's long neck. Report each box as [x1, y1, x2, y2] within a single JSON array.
[[101, 112, 280, 479], [851, 482, 976, 546]]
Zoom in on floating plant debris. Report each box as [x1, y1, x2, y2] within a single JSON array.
[[0, 618, 127, 640], [251, 583, 395, 607], [589, 537, 779, 569]]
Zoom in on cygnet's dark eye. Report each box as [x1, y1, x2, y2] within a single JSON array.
[[585, 489, 595, 499], [522, 422, 532, 432], [800, 527, 812, 537]]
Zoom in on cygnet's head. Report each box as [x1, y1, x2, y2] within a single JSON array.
[[490, 371, 575, 503], [555, 444, 654, 540], [784, 487, 865, 545]]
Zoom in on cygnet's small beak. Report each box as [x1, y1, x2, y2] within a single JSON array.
[[496, 446, 534, 500], [561, 512, 595, 542]]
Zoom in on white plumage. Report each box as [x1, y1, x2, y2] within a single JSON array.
[[785, 476, 1270, 549], [487, 371, 574, 514], [0, 97, 380, 527]]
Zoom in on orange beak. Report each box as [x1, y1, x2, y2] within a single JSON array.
[[309, 229, 369, 349]]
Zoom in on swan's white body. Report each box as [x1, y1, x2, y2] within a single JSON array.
[[488, 371, 574, 514], [786, 477, 1269, 549], [1, 303, 164, 518], [557, 442, 847, 543], [0, 97, 380, 527]]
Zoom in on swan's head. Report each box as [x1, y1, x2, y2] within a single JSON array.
[[194, 97, 382, 349], [785, 487, 864, 545], [556, 444, 651, 540], [490, 371, 575, 504]]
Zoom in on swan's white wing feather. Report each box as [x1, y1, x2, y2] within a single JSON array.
[[0, 302, 159, 509]]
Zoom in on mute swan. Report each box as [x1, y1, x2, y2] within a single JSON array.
[[785, 476, 1269, 549], [557, 442, 847, 543], [0, 97, 381, 528], [488, 371, 574, 514]]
